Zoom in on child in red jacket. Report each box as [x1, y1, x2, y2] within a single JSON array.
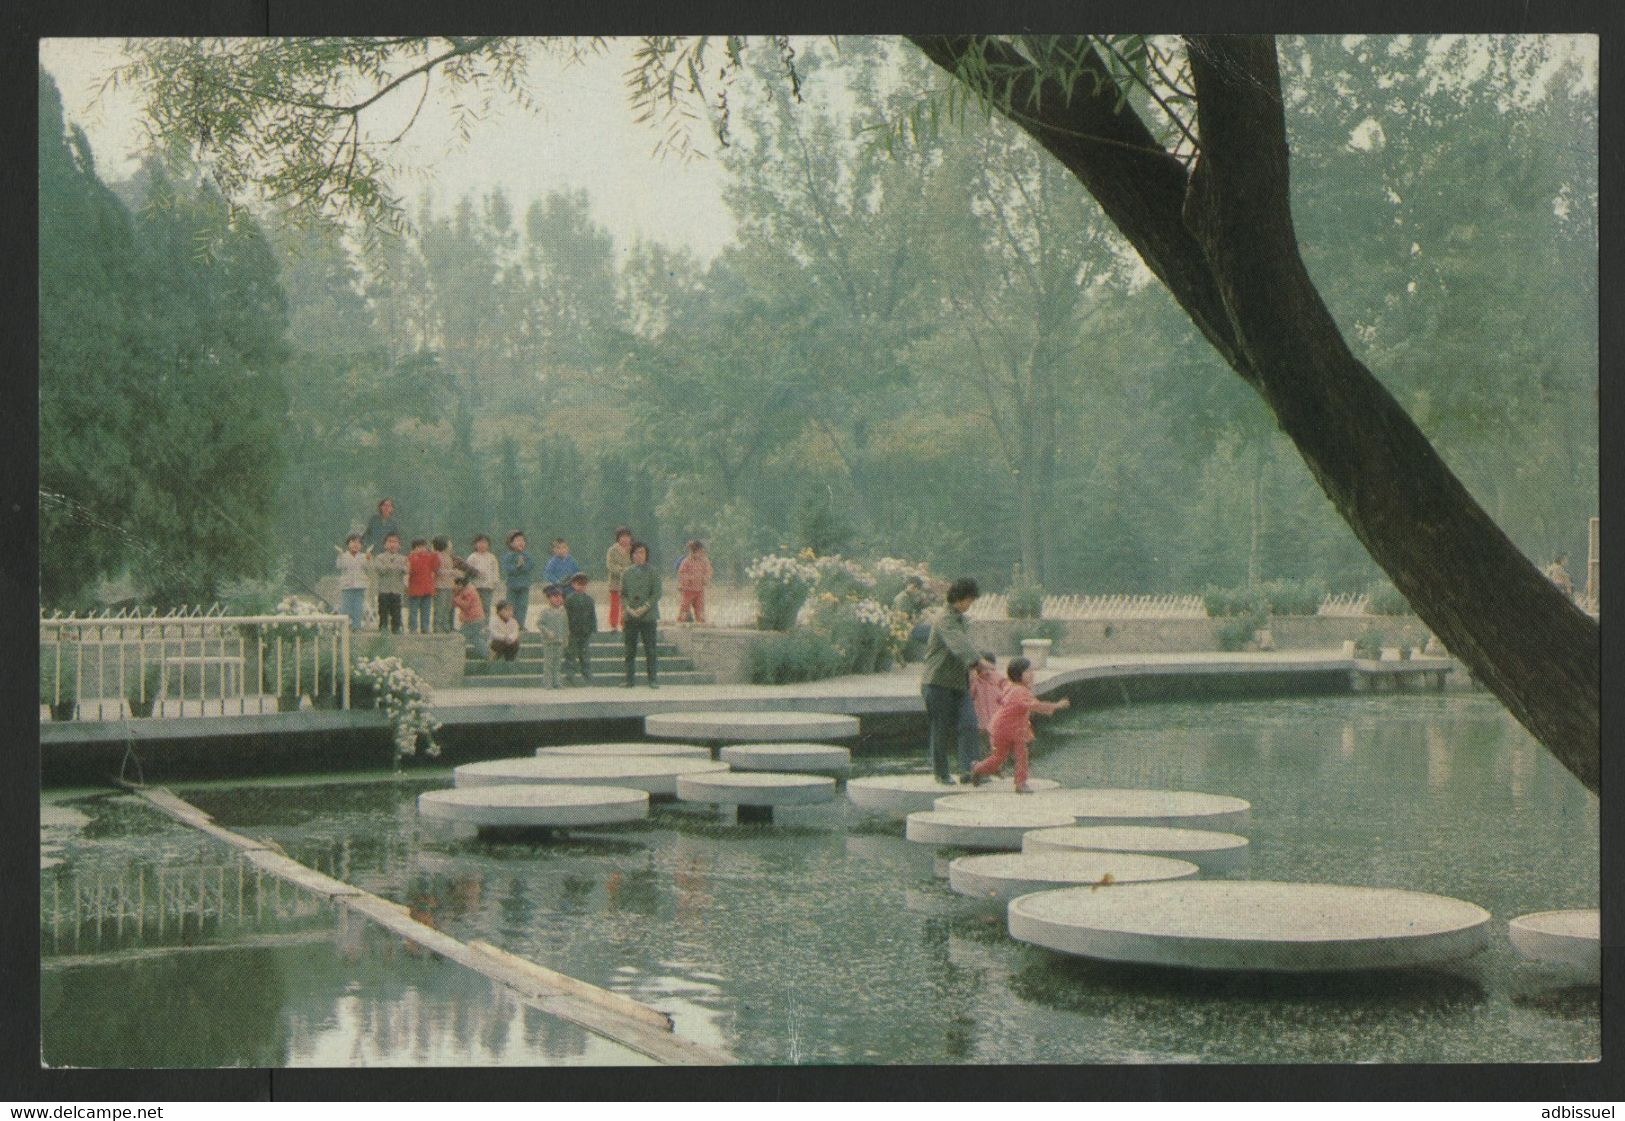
[[405, 538, 440, 634], [969, 656, 1070, 792]]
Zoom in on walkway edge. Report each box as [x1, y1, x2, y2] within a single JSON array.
[[126, 784, 736, 1066]]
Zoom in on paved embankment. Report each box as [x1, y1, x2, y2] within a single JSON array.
[[41, 650, 1461, 784]]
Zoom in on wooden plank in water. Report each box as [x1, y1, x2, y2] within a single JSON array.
[[339, 895, 732, 1065], [136, 787, 215, 826], [467, 939, 672, 1031], [239, 849, 362, 898], [129, 784, 734, 1065]]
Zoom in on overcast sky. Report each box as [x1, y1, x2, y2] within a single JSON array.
[[38, 38, 741, 262]]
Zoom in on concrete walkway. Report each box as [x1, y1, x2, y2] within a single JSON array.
[[425, 649, 1456, 724], [38, 650, 1459, 761]]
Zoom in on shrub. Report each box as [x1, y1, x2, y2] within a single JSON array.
[[1258, 577, 1329, 617], [126, 659, 165, 718], [1353, 627, 1385, 660], [811, 554, 877, 602], [40, 649, 78, 719], [1006, 564, 1045, 620], [748, 630, 848, 684], [351, 655, 443, 763], [1365, 580, 1411, 616], [747, 553, 819, 631], [870, 557, 933, 608], [1215, 618, 1257, 651]]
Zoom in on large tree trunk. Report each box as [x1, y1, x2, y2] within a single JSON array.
[[909, 34, 1599, 793]]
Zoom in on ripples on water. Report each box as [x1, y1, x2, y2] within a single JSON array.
[[41, 693, 1598, 1065]]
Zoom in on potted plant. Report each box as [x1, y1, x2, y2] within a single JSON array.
[[275, 664, 302, 712], [305, 649, 343, 710], [41, 654, 78, 721], [126, 659, 165, 718], [351, 655, 443, 767], [1353, 628, 1384, 661]]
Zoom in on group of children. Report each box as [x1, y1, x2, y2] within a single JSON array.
[[336, 511, 717, 689]]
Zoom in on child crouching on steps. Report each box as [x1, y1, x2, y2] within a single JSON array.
[[969, 656, 1070, 792]]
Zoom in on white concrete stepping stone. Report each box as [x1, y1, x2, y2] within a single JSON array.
[[645, 710, 859, 742], [950, 850, 1200, 902], [676, 771, 836, 823], [905, 808, 1077, 850], [1023, 825, 1251, 875], [720, 742, 851, 775], [419, 784, 648, 834], [847, 774, 1061, 816], [454, 755, 729, 797], [936, 788, 1251, 831], [1509, 909, 1600, 981], [536, 742, 712, 759], [1008, 880, 1491, 971]]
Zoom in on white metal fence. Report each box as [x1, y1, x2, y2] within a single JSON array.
[[39, 609, 351, 720], [965, 594, 1209, 620], [1316, 593, 1371, 617]]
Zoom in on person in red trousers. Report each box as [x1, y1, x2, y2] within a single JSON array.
[[970, 656, 1070, 792]]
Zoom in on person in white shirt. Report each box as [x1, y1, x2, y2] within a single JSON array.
[[487, 600, 521, 662], [465, 533, 501, 618]]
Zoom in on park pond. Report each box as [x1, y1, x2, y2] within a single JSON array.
[[40, 691, 1598, 1066]]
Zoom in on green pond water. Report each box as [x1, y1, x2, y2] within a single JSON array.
[[40, 692, 1599, 1067]]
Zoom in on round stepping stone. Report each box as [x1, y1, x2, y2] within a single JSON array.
[[949, 850, 1200, 901], [1509, 909, 1600, 981], [645, 710, 859, 742], [846, 774, 1061, 816], [935, 788, 1251, 831], [905, 808, 1077, 850], [536, 742, 712, 759], [1023, 825, 1251, 875], [419, 784, 648, 830], [453, 755, 729, 797], [1008, 880, 1491, 972], [676, 771, 836, 824], [676, 771, 836, 806], [720, 742, 851, 775]]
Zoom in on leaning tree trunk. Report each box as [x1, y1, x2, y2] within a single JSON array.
[[909, 34, 1600, 793]]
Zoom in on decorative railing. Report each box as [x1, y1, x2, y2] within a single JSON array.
[[966, 594, 1209, 620], [1317, 593, 1371, 617], [39, 609, 351, 720]]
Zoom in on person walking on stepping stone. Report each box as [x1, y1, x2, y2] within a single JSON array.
[[970, 656, 1070, 792], [921, 577, 983, 784]]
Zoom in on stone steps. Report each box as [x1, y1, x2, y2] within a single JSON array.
[[463, 635, 707, 686]]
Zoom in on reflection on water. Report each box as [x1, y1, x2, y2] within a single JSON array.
[[43, 693, 1598, 1065]]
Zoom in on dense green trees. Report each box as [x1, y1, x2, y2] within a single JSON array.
[[40, 68, 289, 607]]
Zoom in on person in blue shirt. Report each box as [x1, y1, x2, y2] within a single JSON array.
[[500, 531, 536, 631], [543, 537, 582, 589]]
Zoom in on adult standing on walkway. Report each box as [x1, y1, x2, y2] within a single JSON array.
[[620, 541, 661, 688], [360, 498, 401, 553], [920, 577, 983, 785], [606, 527, 634, 631]]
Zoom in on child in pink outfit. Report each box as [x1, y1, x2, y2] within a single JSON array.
[[968, 652, 1007, 749], [970, 656, 1071, 791]]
